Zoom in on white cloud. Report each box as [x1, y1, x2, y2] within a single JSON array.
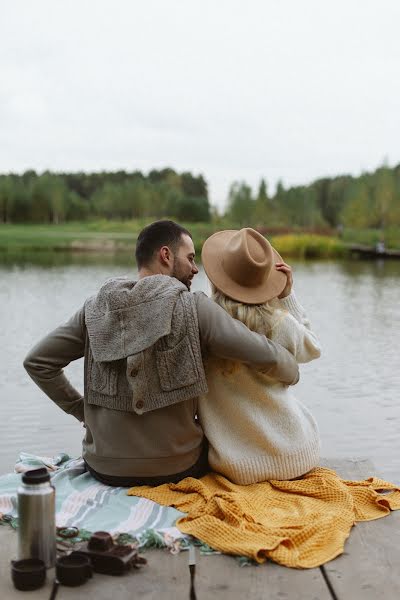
[[1, 0, 399, 210]]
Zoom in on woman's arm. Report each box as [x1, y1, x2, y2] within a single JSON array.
[[272, 261, 321, 363], [271, 292, 321, 364]]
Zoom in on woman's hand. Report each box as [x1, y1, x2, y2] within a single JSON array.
[[275, 262, 293, 299]]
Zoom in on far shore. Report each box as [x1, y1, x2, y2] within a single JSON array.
[[1, 221, 399, 260]]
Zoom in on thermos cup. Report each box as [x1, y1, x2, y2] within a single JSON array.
[[17, 467, 56, 568]]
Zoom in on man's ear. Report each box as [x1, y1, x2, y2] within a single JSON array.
[[159, 245, 172, 267]]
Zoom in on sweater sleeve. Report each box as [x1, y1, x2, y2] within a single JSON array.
[[195, 292, 299, 385], [23, 307, 86, 422], [271, 291, 321, 364]]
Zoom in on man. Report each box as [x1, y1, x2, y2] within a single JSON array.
[[24, 220, 299, 486]]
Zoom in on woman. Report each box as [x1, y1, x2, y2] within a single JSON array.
[[199, 227, 321, 484]]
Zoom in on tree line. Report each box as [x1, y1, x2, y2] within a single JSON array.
[[0, 168, 210, 223], [1, 162, 400, 229], [226, 163, 400, 230]]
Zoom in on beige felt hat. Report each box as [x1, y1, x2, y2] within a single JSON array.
[[201, 228, 286, 304]]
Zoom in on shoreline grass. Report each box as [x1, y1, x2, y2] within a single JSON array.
[[1, 221, 399, 260], [270, 234, 346, 259]]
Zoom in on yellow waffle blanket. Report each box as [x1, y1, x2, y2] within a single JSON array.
[[128, 467, 400, 568]]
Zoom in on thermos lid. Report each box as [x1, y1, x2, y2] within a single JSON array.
[[56, 554, 93, 586], [11, 558, 46, 591], [22, 467, 50, 484]]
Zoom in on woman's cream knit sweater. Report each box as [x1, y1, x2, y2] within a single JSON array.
[[198, 291, 321, 484]]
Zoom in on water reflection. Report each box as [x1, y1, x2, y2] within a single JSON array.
[[338, 257, 400, 279], [0, 250, 134, 269]]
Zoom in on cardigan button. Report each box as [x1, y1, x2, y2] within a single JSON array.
[[136, 400, 144, 410], [130, 368, 139, 377]]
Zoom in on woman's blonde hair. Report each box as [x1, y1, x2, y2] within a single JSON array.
[[211, 284, 277, 337]]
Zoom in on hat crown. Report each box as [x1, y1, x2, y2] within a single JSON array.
[[201, 227, 285, 304], [222, 228, 273, 287]]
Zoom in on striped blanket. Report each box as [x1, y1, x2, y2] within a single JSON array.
[[0, 452, 187, 550]]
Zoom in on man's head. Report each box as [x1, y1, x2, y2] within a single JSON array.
[[135, 220, 198, 289]]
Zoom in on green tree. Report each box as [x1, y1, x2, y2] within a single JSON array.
[[181, 172, 208, 198], [341, 179, 374, 228], [65, 192, 90, 221], [226, 181, 255, 225], [374, 167, 397, 228], [29, 176, 50, 222], [312, 176, 350, 227], [254, 179, 271, 224], [9, 179, 31, 222], [0, 176, 14, 223], [175, 195, 210, 222], [48, 176, 68, 224]]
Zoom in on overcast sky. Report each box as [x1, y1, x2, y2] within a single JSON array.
[[1, 1, 400, 210]]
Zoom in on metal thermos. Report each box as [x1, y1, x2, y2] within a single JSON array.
[[17, 468, 56, 568]]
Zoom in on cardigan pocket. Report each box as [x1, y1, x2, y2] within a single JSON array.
[[87, 349, 118, 395], [156, 335, 198, 391]]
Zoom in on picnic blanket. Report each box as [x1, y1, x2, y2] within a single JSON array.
[[0, 452, 186, 551], [128, 466, 400, 568]]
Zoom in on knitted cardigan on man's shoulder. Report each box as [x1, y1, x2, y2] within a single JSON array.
[[84, 275, 208, 414]]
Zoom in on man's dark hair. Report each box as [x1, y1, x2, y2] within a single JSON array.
[[135, 220, 192, 268]]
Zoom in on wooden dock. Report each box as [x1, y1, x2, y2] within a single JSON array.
[[349, 244, 400, 259], [1, 458, 399, 599]]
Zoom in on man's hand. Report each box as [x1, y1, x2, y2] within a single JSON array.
[[276, 262, 293, 299]]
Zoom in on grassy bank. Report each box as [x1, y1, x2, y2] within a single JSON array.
[[0, 221, 219, 255], [2, 221, 398, 260]]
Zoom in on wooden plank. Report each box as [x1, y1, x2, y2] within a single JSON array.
[[1, 527, 189, 600], [0, 521, 331, 599], [195, 552, 331, 600], [322, 458, 400, 600], [5, 457, 397, 599]]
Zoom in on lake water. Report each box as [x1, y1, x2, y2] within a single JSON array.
[[1, 255, 399, 483]]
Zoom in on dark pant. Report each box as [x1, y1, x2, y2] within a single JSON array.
[[84, 443, 209, 487]]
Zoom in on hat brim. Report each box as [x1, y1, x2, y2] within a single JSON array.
[[201, 230, 287, 304]]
